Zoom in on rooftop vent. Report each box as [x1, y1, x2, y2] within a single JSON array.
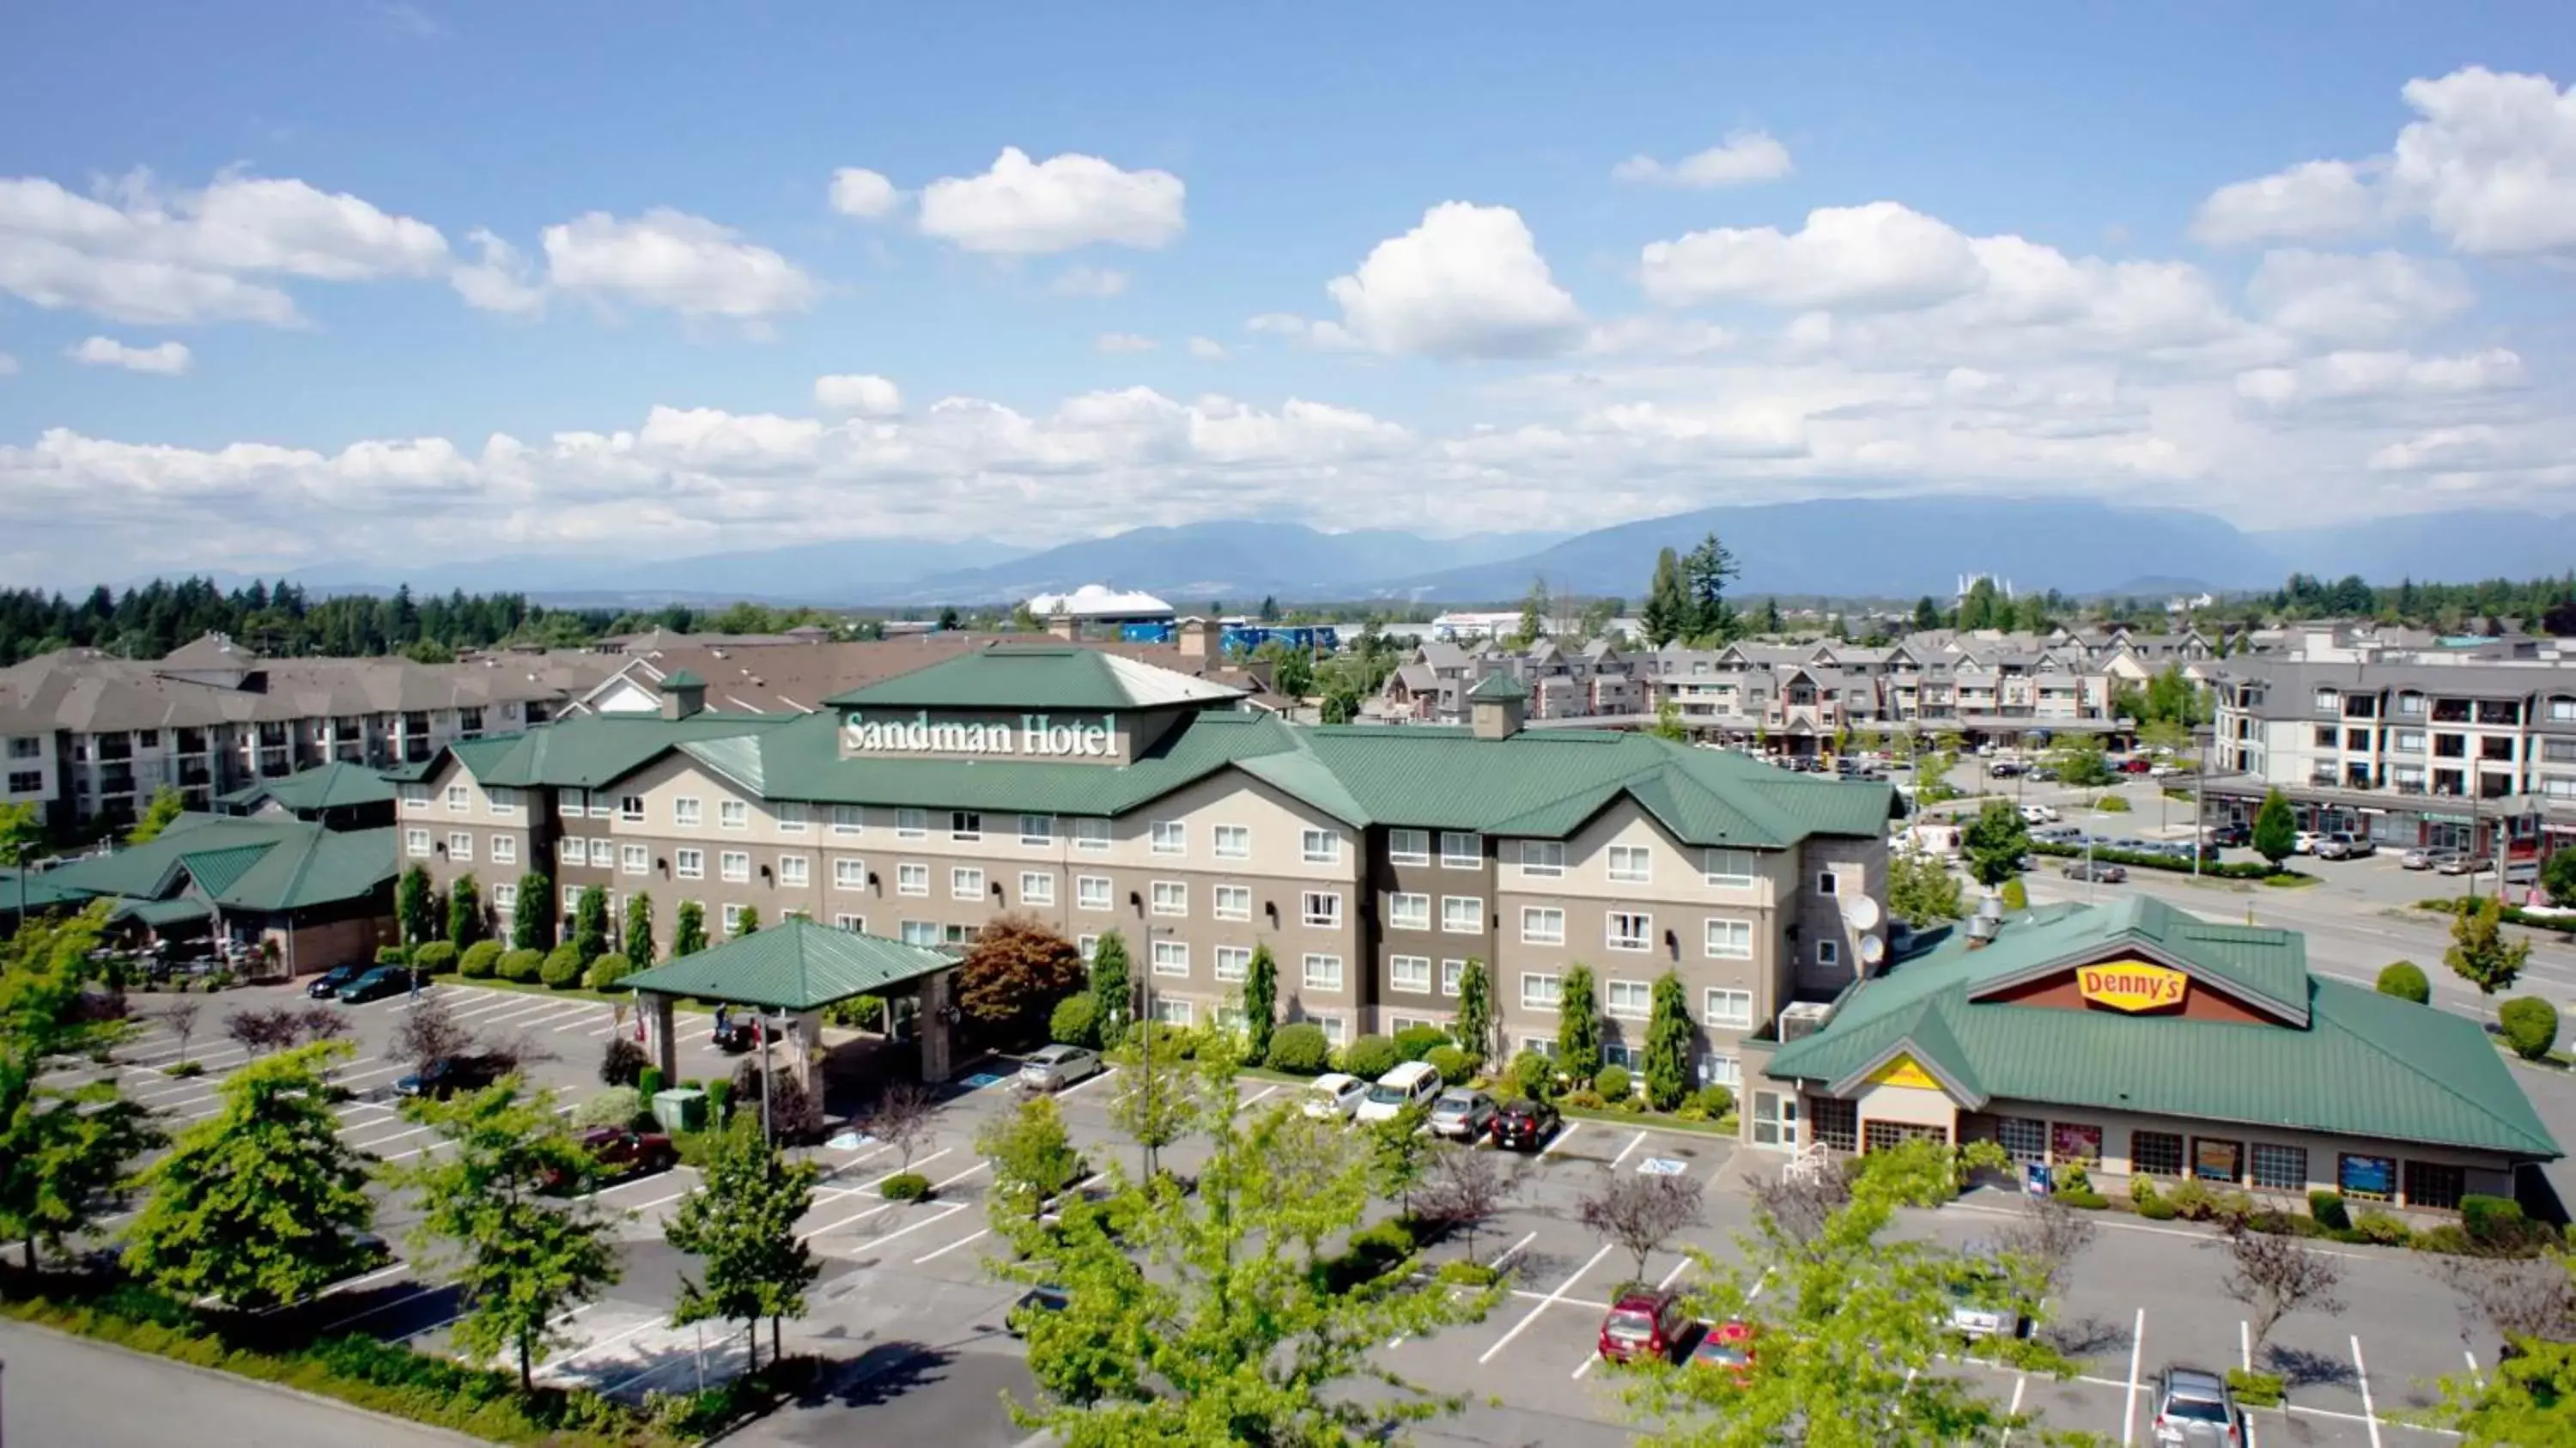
[[1965, 893, 2006, 948]]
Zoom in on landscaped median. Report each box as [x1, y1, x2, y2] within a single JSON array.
[[2415, 894, 2576, 934], [2026, 838, 2315, 886], [2030, 1163, 2564, 1259]]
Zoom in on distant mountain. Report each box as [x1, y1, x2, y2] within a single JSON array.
[[2258, 512, 2576, 587], [878, 522, 1570, 606]]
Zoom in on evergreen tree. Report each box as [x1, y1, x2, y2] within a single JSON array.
[[623, 890, 657, 963], [1643, 548, 1689, 648], [1513, 577, 1551, 648], [445, 872, 481, 949], [1642, 971, 1693, 1110], [573, 885, 610, 964], [1242, 941, 1277, 1062], [513, 871, 553, 951], [663, 1116, 822, 1373], [1089, 930, 1133, 1043], [398, 864, 437, 948], [1557, 964, 1602, 1085], [1957, 576, 2002, 630], [1453, 958, 1496, 1069], [1680, 533, 1741, 642], [674, 899, 708, 958], [1756, 597, 1783, 636], [2251, 789, 2297, 867], [1912, 596, 1942, 630], [736, 904, 761, 935]]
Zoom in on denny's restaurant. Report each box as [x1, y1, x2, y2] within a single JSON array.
[[1748, 895, 2560, 1213]]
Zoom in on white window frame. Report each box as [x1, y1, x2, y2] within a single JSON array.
[[1388, 828, 1430, 865], [721, 903, 744, 935], [587, 837, 615, 868], [1390, 955, 1432, 994], [1439, 831, 1480, 869], [1213, 946, 1251, 983], [487, 787, 519, 817], [1077, 874, 1113, 912], [621, 843, 647, 876], [619, 794, 645, 823], [1699, 1053, 1742, 1090], [1301, 828, 1341, 865], [491, 835, 519, 866], [1705, 917, 1753, 959], [1019, 813, 1054, 848], [1302, 891, 1342, 928], [1518, 839, 1564, 877], [1078, 934, 1099, 962], [1817, 938, 1841, 967], [1388, 891, 1431, 931], [720, 850, 750, 884], [1151, 939, 1189, 976], [1521, 972, 1561, 1011], [1212, 824, 1251, 861], [896, 862, 928, 897], [563, 885, 583, 910], [1151, 820, 1186, 856], [1213, 884, 1252, 922], [1073, 817, 1111, 853], [676, 848, 704, 880], [951, 866, 985, 901], [1440, 895, 1481, 934], [1704, 849, 1755, 887], [490, 882, 517, 913], [1607, 844, 1651, 884], [1313, 1014, 1347, 1046], [1520, 906, 1564, 945], [1607, 978, 1652, 1019], [1441, 958, 1466, 996], [896, 808, 927, 839], [951, 811, 981, 842], [900, 921, 938, 946], [674, 797, 702, 828], [1704, 988, 1753, 1030], [833, 805, 864, 836], [1151, 879, 1188, 916], [403, 785, 430, 812], [1019, 871, 1054, 906], [447, 831, 473, 862], [834, 857, 866, 891], [1151, 997, 1194, 1027], [406, 828, 432, 858], [1302, 952, 1345, 990], [779, 855, 809, 888], [445, 784, 469, 813], [775, 801, 807, 834], [720, 800, 749, 831], [834, 913, 865, 933], [1607, 910, 1652, 952]]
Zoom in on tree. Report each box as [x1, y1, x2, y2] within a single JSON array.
[[0, 800, 43, 861], [1513, 576, 1551, 648], [392, 990, 476, 1080], [1368, 1100, 1436, 1215], [1088, 930, 1133, 1043], [994, 1101, 1499, 1444], [447, 871, 481, 948], [2217, 1223, 2342, 1360], [158, 998, 203, 1068], [1643, 548, 1689, 648], [1886, 849, 1965, 928], [674, 899, 708, 958], [397, 864, 437, 947], [960, 915, 1086, 1041], [124, 1043, 375, 1308], [1680, 532, 1741, 642], [1959, 798, 2032, 891], [736, 903, 761, 936], [386, 1075, 623, 1391], [1642, 971, 1693, 1111], [1257, 593, 1279, 623], [663, 1116, 822, 1373], [623, 889, 656, 964], [2252, 788, 2298, 867], [2447, 896, 2531, 996], [2137, 715, 2193, 759], [1268, 645, 1315, 700], [976, 1095, 1086, 1208], [2045, 733, 2117, 789], [0, 908, 161, 1268], [225, 1005, 301, 1058], [1453, 958, 1496, 1070], [1911, 596, 1942, 631], [2421, 1258, 2576, 1446], [1240, 940, 1275, 1063], [1755, 597, 1783, 636], [573, 885, 610, 964], [1651, 699, 1688, 741], [2376, 960, 2431, 1003], [1415, 1141, 1519, 1262], [512, 871, 552, 951], [1319, 684, 1362, 724], [1577, 1169, 1707, 1281], [858, 1080, 940, 1172], [1991, 1192, 2097, 1305], [937, 605, 962, 632], [1956, 576, 2002, 631], [126, 784, 185, 844], [1557, 963, 1602, 1085], [1109, 1032, 1230, 1178]]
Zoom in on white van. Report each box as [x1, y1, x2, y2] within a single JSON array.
[[1352, 1060, 1443, 1123]]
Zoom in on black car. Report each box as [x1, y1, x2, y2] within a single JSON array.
[[1006, 1285, 1071, 1336], [337, 965, 410, 1003], [395, 1054, 503, 1099], [1492, 1098, 1561, 1152], [2207, 824, 2250, 849], [306, 964, 366, 999]]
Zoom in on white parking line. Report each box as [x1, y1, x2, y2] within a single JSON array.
[[623, 1183, 696, 1214], [1539, 1120, 1582, 1158], [873, 1200, 975, 1250], [1239, 1083, 1281, 1110], [1998, 1372, 2027, 1447], [802, 1158, 983, 1234], [553, 1009, 615, 1033], [1479, 1242, 1613, 1365], [1057, 1067, 1116, 1099], [2350, 1335, 2382, 1448], [545, 1314, 667, 1367], [1609, 1130, 1648, 1171], [1487, 1231, 1537, 1272], [350, 1123, 434, 1150], [914, 1226, 990, 1264], [2122, 1307, 2145, 1448], [313, 1260, 414, 1300], [318, 1281, 437, 1333], [2463, 1347, 2482, 1386], [815, 1147, 948, 1200]]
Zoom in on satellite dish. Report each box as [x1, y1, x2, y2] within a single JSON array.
[[1844, 894, 1882, 932], [1860, 934, 1887, 966]]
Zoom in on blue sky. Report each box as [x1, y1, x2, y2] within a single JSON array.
[[2, 2, 2572, 587]]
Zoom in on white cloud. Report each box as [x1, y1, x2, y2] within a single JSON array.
[[1611, 129, 1794, 188], [813, 374, 902, 416], [1096, 332, 1157, 353], [539, 210, 817, 320], [449, 228, 544, 315], [1640, 202, 1985, 311], [1580, 315, 1735, 358], [68, 337, 192, 374], [2235, 348, 2524, 408], [2191, 161, 2380, 245], [1321, 202, 1583, 358], [1187, 336, 1227, 361], [2245, 249, 2470, 344], [2366, 424, 2524, 472], [827, 167, 902, 221], [1052, 265, 1128, 297], [916, 148, 1185, 254]]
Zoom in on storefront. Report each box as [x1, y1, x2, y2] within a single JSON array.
[[1748, 895, 2560, 1214]]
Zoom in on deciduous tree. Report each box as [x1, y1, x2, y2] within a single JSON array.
[[1109, 1032, 1230, 1178], [392, 990, 476, 1080], [126, 785, 185, 844], [2252, 788, 2297, 867], [1415, 1140, 1519, 1262], [158, 998, 203, 1068], [976, 1095, 1085, 1213], [959, 914, 1086, 1040], [664, 1116, 821, 1373], [1960, 799, 2032, 892], [857, 1080, 939, 1172], [2217, 1224, 2343, 1360], [0, 908, 161, 1268], [1558, 963, 1602, 1085], [2447, 896, 2531, 996], [1886, 849, 1965, 927], [1578, 1169, 1707, 1282]]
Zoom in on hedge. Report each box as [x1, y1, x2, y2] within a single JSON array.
[[1392, 1025, 1450, 1063], [541, 943, 586, 989], [2500, 996, 2561, 1062], [1335, 1034, 1401, 1081], [1048, 994, 1101, 1049], [879, 1172, 932, 1202], [459, 940, 504, 979], [374, 945, 410, 966], [497, 948, 544, 983], [2416, 897, 2576, 934], [2029, 839, 2294, 880], [1424, 1044, 1467, 1085], [1263, 1023, 1331, 1074], [411, 940, 459, 976], [584, 952, 634, 993], [1593, 1064, 1633, 1100]]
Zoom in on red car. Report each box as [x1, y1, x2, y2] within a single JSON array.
[[544, 1127, 678, 1191], [1689, 1318, 1757, 1383], [2118, 757, 2153, 773], [1599, 1288, 1689, 1364]]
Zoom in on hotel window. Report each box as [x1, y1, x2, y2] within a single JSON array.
[[2403, 1160, 2465, 1212], [1607, 911, 1651, 952], [1019, 814, 1054, 847], [588, 837, 616, 867], [1212, 824, 1251, 860], [776, 802, 807, 833], [406, 829, 432, 857], [619, 794, 645, 823], [1213, 885, 1251, 922], [1388, 829, 1430, 865], [1521, 906, 1564, 945], [834, 914, 865, 933], [403, 785, 430, 811], [448, 832, 473, 862], [446, 784, 469, 812], [720, 800, 748, 830], [2131, 1130, 2184, 1178], [834, 858, 866, 891], [1816, 939, 1839, 968], [1750, 1091, 1797, 1148], [1438, 831, 1480, 868], [560, 790, 592, 819], [1388, 891, 1431, 930], [586, 791, 613, 819], [720, 851, 750, 884], [1077, 875, 1112, 912], [1441, 959, 1466, 996], [1704, 918, 1753, 959], [1517, 840, 1563, 877], [1697, 1054, 1741, 1089], [2251, 1143, 2308, 1193], [1213, 1005, 1245, 1032], [1073, 817, 1110, 852], [951, 811, 981, 842], [1389, 1013, 1438, 1035], [1303, 953, 1344, 990], [1996, 1117, 2047, 1166], [1077, 934, 1098, 962], [951, 867, 984, 900], [1703, 988, 1752, 1030], [1151, 820, 1185, 855], [896, 862, 927, 896], [1312, 1015, 1347, 1046], [1522, 1036, 1557, 1059], [721, 903, 743, 935], [1814, 870, 1838, 897], [896, 808, 927, 839], [1151, 998, 1194, 1027], [901, 921, 938, 946], [832, 805, 863, 836], [492, 835, 519, 866], [1439, 895, 1480, 934], [675, 797, 702, 828], [563, 885, 583, 910], [1303, 891, 1343, 928], [487, 788, 518, 816], [676, 849, 704, 879], [1390, 956, 1432, 994], [1214, 946, 1251, 982], [491, 882, 517, 913], [1704, 849, 1755, 886], [1020, 872, 1054, 906], [1302, 829, 1341, 865], [779, 855, 810, 888], [1520, 972, 1561, 1011], [1152, 939, 1188, 976], [1606, 979, 1652, 1019], [620, 843, 647, 876], [1151, 880, 1188, 916], [1607, 845, 1651, 884]]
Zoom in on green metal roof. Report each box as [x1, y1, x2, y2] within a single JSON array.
[[444, 712, 795, 791], [177, 843, 276, 897], [820, 644, 1241, 710], [617, 917, 955, 1011], [1465, 672, 1529, 701], [35, 815, 396, 917], [1766, 898, 2561, 1160], [0, 867, 97, 914], [660, 669, 707, 688], [215, 761, 397, 813], [112, 896, 213, 928]]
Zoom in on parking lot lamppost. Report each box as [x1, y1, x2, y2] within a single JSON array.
[[1139, 926, 1173, 1179]]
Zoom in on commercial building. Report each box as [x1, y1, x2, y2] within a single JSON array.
[[1753, 895, 2559, 1212], [407, 644, 1896, 1089]]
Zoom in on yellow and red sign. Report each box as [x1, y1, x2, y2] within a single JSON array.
[[2077, 960, 2188, 1013], [1865, 1053, 1943, 1092]]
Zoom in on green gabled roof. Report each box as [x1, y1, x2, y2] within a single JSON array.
[[112, 896, 212, 928], [660, 669, 707, 688], [1465, 672, 1529, 701], [617, 917, 954, 1011], [740, 709, 1303, 817], [0, 867, 97, 914], [178, 843, 276, 897], [1767, 900, 2561, 1160], [678, 735, 766, 796], [447, 713, 794, 790], [34, 815, 396, 917], [821, 644, 1242, 711], [216, 761, 397, 813]]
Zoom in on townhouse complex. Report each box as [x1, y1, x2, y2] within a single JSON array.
[[406, 645, 1896, 1098]]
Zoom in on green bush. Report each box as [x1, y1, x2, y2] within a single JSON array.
[[497, 947, 544, 983], [1335, 1033, 1401, 1082], [459, 940, 503, 979], [1319, 1219, 1417, 1294], [1510, 1050, 1556, 1103], [1690, 1084, 1735, 1117], [2057, 1163, 2093, 1196], [541, 943, 586, 989], [2057, 1189, 2110, 1209], [585, 952, 633, 993], [1423, 1044, 1467, 1085], [1263, 1023, 1331, 1075], [2351, 1209, 2413, 1247], [411, 940, 459, 976], [2246, 1209, 2328, 1238], [704, 1077, 732, 1123], [1392, 1025, 1450, 1063], [2027, 839, 2288, 880], [1593, 1064, 1632, 1100], [823, 993, 887, 1031], [2416, 896, 2576, 934], [2309, 1190, 2351, 1232], [2500, 995, 2561, 1062], [2414, 1223, 2476, 1256], [162, 1061, 204, 1079], [2226, 1369, 2286, 1407], [2093, 794, 2131, 812], [637, 1066, 665, 1109], [2461, 1193, 2552, 1251], [1674, 1104, 1708, 1123], [1048, 993, 1101, 1049], [374, 944, 410, 966], [1560, 1089, 1606, 1110], [2137, 1196, 2180, 1221], [1435, 1260, 1500, 1287], [879, 1172, 932, 1202], [2375, 961, 2430, 1003]]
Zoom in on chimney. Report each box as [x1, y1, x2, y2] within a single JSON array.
[[1047, 611, 1078, 641], [1466, 672, 1528, 740], [659, 669, 707, 720], [1177, 617, 1217, 658]]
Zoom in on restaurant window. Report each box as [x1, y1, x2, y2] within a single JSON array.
[[2404, 1160, 2467, 1212], [1810, 1098, 1859, 1153], [1750, 1091, 1799, 1148], [2339, 1153, 2397, 1202], [1864, 1120, 1949, 1153], [2131, 1130, 2184, 1177], [1994, 1116, 2046, 1166], [2050, 1123, 2103, 1168], [2251, 1143, 2308, 1192], [2191, 1137, 2244, 1184]]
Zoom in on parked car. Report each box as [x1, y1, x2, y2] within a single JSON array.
[[2029, 765, 2060, 782], [1688, 1318, 1757, 1384], [1988, 759, 2025, 778], [2032, 824, 2083, 844], [2063, 860, 2128, 884], [1942, 1258, 2030, 1340], [1492, 1098, 1560, 1152], [2148, 1366, 2240, 1446], [337, 965, 410, 1003], [543, 1127, 677, 1191], [396, 1054, 504, 1099], [2207, 824, 2250, 849], [2019, 804, 2060, 825], [1353, 1061, 1443, 1123], [2118, 757, 2154, 774], [2399, 846, 2436, 870], [1300, 1072, 1370, 1121], [2148, 762, 2183, 779], [2291, 830, 2320, 855], [2314, 832, 2376, 860], [2434, 852, 2482, 876], [1598, 1288, 1691, 1364], [1005, 1285, 1071, 1337], [305, 964, 367, 1000], [1426, 1089, 1498, 1141], [1018, 1043, 1103, 1092]]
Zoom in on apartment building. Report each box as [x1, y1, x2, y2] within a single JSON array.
[[408, 645, 1895, 1101], [0, 634, 617, 831], [1382, 639, 1646, 722]]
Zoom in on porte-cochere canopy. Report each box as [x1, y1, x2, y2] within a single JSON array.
[[617, 917, 957, 1013]]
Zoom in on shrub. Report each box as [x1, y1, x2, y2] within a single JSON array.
[[2137, 1196, 2179, 1221], [637, 1066, 666, 1108], [1424, 1044, 1467, 1085], [1436, 1260, 1500, 1287], [540, 943, 586, 989], [1690, 1084, 1735, 1117], [2057, 1163, 2093, 1196], [2414, 1223, 2476, 1256], [1560, 1090, 1606, 1110], [2226, 1369, 2286, 1407], [1319, 1219, 1417, 1294], [2308, 1190, 2350, 1232], [1392, 1025, 1450, 1063], [458, 940, 502, 979], [705, 1077, 732, 1123], [1593, 1064, 1633, 1100], [2057, 1189, 2110, 1209], [496, 947, 543, 983], [2375, 961, 2430, 1004], [823, 993, 887, 1031], [1263, 1023, 1331, 1075], [2351, 1209, 2413, 1247], [2500, 995, 2561, 1062], [2461, 1193, 2552, 1251], [2000, 876, 2029, 912], [161, 1061, 204, 1079], [879, 1172, 933, 1202], [584, 952, 633, 992], [598, 1034, 647, 1087], [2129, 1175, 2160, 1206], [374, 944, 410, 966], [1048, 993, 1101, 1049], [1335, 1033, 1401, 1082], [1510, 1050, 1556, 1103], [410, 940, 458, 976], [1674, 1104, 1708, 1123], [2093, 794, 2131, 812], [573, 1091, 640, 1129]]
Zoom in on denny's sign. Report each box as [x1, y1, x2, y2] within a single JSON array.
[[2076, 960, 2189, 1013]]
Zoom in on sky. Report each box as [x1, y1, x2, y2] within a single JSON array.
[[2, 1, 2573, 588]]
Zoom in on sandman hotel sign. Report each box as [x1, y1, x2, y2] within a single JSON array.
[[2076, 960, 2188, 1013], [843, 710, 1116, 758]]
